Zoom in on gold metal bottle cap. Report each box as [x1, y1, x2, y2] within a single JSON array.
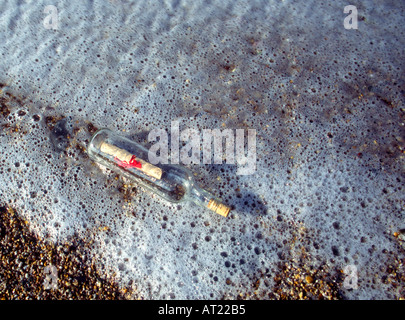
[[207, 199, 231, 217]]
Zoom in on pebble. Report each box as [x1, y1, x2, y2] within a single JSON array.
[[0, 205, 137, 299]]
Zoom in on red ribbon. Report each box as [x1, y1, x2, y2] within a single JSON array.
[[114, 155, 142, 169]]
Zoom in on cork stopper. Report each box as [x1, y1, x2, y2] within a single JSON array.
[[100, 142, 163, 180], [207, 199, 231, 217]]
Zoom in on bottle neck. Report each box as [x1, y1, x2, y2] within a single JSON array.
[[188, 184, 230, 217], [188, 184, 212, 207]]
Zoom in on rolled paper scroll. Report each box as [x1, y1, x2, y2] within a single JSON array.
[[100, 142, 163, 180]]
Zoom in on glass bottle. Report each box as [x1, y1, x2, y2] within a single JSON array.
[[87, 128, 230, 217]]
